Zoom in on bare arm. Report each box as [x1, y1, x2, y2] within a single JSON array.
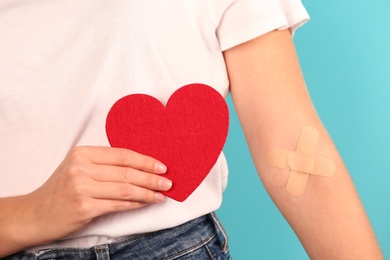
[[223, 29, 383, 259], [0, 146, 172, 257]]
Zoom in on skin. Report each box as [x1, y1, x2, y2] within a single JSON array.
[[223, 29, 383, 259], [0, 146, 172, 257], [0, 29, 383, 258]]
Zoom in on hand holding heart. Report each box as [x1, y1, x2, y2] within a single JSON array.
[[10, 83, 228, 250], [16, 146, 172, 247]]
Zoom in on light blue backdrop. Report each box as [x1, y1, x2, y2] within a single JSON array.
[[217, 0, 390, 258]]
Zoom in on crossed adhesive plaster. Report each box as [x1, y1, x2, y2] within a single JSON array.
[[266, 126, 336, 196]]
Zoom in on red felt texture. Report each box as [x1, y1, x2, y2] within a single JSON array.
[[105, 83, 229, 202]]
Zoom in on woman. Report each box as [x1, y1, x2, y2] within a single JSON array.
[[0, 0, 383, 259]]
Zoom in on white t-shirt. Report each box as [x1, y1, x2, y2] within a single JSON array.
[[0, 0, 309, 251]]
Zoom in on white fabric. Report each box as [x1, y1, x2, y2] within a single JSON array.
[[0, 0, 309, 252]]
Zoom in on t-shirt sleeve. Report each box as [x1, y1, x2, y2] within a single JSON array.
[[209, 0, 310, 51]]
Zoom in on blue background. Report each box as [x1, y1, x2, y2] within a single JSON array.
[[218, 0, 390, 258]]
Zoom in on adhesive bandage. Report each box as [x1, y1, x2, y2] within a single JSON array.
[[266, 126, 336, 196]]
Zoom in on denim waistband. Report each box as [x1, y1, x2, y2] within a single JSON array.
[[5, 212, 230, 260]]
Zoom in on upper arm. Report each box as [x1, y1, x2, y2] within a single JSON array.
[[224, 29, 318, 142], [223, 29, 330, 190]]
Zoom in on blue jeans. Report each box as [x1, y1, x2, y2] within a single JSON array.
[[5, 213, 231, 260]]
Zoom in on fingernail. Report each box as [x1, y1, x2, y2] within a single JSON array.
[[155, 162, 167, 173], [159, 178, 172, 190], [155, 192, 166, 202]]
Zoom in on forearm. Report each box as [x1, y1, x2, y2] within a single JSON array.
[[224, 29, 383, 259], [0, 195, 42, 257], [246, 119, 381, 259]]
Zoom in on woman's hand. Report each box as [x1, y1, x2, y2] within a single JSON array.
[[0, 146, 172, 256]]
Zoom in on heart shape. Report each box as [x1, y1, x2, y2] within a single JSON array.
[[105, 83, 229, 202]]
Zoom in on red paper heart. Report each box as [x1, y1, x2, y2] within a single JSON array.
[[105, 83, 229, 202]]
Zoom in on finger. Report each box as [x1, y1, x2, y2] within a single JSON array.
[[71, 146, 167, 174], [89, 165, 173, 191], [89, 182, 167, 203]]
